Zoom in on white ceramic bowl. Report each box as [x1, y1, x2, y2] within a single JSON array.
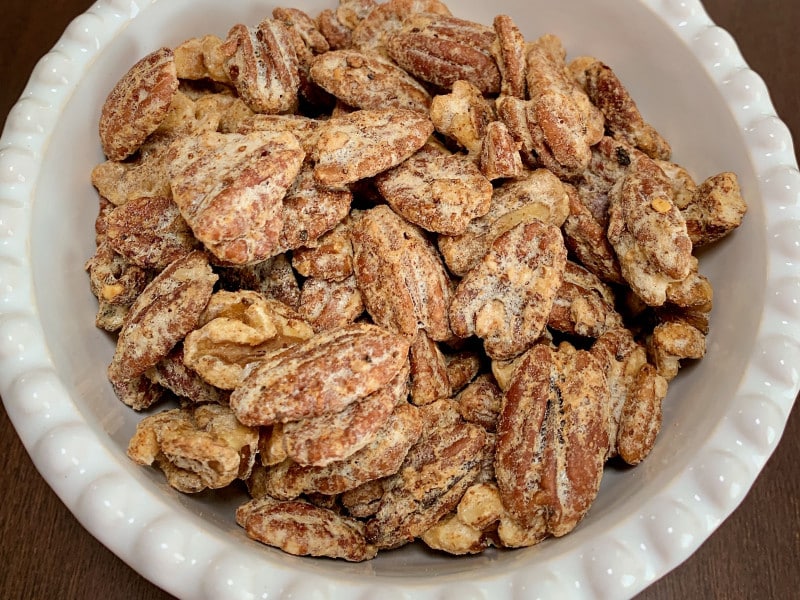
[[1, 0, 798, 598]]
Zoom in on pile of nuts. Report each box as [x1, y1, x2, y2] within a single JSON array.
[[87, 0, 747, 560]]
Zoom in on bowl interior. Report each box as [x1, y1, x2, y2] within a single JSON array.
[[29, 0, 765, 583]]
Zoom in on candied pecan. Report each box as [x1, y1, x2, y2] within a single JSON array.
[[351, 0, 452, 58], [590, 327, 662, 460], [336, 0, 379, 30], [548, 261, 623, 338], [438, 167, 570, 276], [236, 497, 377, 561], [174, 34, 231, 83], [110, 373, 165, 411], [273, 7, 330, 54], [614, 363, 667, 465], [494, 343, 609, 536], [445, 350, 482, 393], [166, 130, 305, 265], [220, 19, 301, 114], [291, 219, 354, 281], [104, 195, 200, 270], [108, 251, 217, 383], [258, 423, 288, 467], [365, 399, 486, 549], [312, 108, 433, 188], [99, 47, 179, 161], [455, 373, 502, 432], [316, 9, 353, 51], [183, 291, 314, 389], [277, 165, 352, 252], [421, 512, 488, 555], [682, 172, 747, 247], [647, 320, 706, 381], [234, 113, 323, 155], [495, 94, 563, 176], [145, 345, 225, 405], [281, 361, 409, 466], [298, 275, 364, 332], [478, 120, 524, 181], [262, 402, 422, 500], [571, 57, 671, 160], [429, 80, 494, 154], [387, 13, 501, 94], [449, 220, 567, 360], [341, 479, 385, 518], [85, 241, 150, 317], [491, 15, 527, 99], [607, 153, 695, 306], [408, 331, 451, 406], [127, 403, 258, 492], [562, 182, 625, 284], [91, 134, 173, 206], [527, 36, 604, 150], [309, 50, 432, 113], [154, 91, 234, 138], [230, 322, 411, 425], [350, 205, 453, 341], [375, 149, 493, 235]]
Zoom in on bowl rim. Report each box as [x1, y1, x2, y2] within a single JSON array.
[[1, 0, 798, 598]]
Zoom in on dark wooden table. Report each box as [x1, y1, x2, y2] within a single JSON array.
[[1, 1, 798, 598]]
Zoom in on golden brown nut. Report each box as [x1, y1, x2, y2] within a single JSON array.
[[173, 35, 231, 83], [429, 80, 494, 154], [281, 361, 409, 466], [298, 275, 364, 332], [438, 167, 570, 276], [571, 57, 671, 160], [99, 47, 179, 161], [365, 399, 486, 549], [291, 219, 354, 281], [454, 373, 502, 432], [145, 345, 225, 405], [491, 15, 527, 99], [127, 403, 258, 493], [85, 242, 150, 332], [183, 291, 314, 390], [408, 331, 452, 406], [351, 0, 452, 58], [607, 152, 695, 306], [478, 120, 524, 181], [548, 261, 623, 338], [108, 251, 217, 383], [104, 195, 200, 270], [309, 50, 432, 113], [682, 172, 747, 247]]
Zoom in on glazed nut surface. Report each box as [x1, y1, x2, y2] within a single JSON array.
[[183, 290, 314, 390], [86, 0, 749, 565]]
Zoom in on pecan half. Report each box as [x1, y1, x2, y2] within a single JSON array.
[[105, 195, 200, 270], [494, 343, 609, 536], [387, 13, 500, 94], [99, 47, 178, 161], [237, 497, 377, 561], [312, 108, 434, 187], [230, 322, 411, 425], [108, 251, 217, 383], [309, 50, 432, 113], [221, 20, 301, 114], [261, 402, 422, 499], [365, 399, 486, 549], [351, 0, 452, 57], [449, 220, 567, 360], [166, 130, 305, 265], [375, 149, 493, 235], [351, 205, 453, 341]]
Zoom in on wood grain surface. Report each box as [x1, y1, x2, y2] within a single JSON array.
[[0, 1, 798, 598]]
